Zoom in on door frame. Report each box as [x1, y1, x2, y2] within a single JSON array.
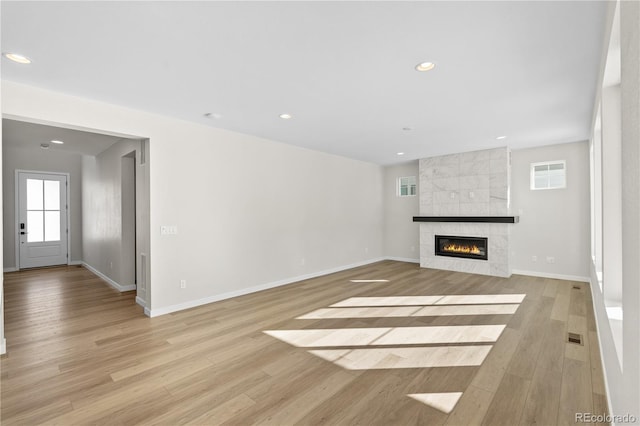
[[15, 169, 71, 270]]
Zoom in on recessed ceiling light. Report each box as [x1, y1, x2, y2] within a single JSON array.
[[279, 113, 293, 120], [40, 143, 50, 149], [496, 135, 507, 140], [397, 152, 405, 156], [415, 62, 435, 72], [50, 140, 64, 144], [3, 53, 31, 64]]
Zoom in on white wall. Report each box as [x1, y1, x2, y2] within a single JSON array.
[[511, 141, 591, 280], [2, 145, 83, 269], [81, 138, 142, 290], [589, 0, 640, 420], [1, 116, 5, 354], [383, 161, 419, 262], [601, 84, 623, 302], [618, 0, 640, 417], [1, 81, 384, 317]]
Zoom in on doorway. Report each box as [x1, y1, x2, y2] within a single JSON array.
[[16, 171, 69, 269]]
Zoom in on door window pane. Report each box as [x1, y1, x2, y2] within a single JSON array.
[[27, 211, 44, 242], [44, 211, 61, 241], [44, 180, 60, 210], [27, 179, 43, 210]]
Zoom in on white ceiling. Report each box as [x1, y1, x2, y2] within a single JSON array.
[[1, 1, 608, 165], [2, 119, 125, 156]]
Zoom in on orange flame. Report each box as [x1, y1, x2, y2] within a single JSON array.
[[443, 243, 481, 255]]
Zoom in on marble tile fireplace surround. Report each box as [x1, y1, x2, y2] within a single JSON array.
[[415, 147, 516, 278]]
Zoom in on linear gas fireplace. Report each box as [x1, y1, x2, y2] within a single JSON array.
[[435, 235, 488, 261]]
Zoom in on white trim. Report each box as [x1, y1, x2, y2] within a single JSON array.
[[512, 269, 590, 282], [135, 296, 147, 308], [68, 260, 82, 266], [146, 257, 386, 317], [588, 266, 614, 420], [0, 338, 6, 355], [82, 262, 137, 292], [3, 267, 18, 273], [385, 256, 420, 263]]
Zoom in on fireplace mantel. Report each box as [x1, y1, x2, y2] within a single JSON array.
[[413, 216, 519, 224]]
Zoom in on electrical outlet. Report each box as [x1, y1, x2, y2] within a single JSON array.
[[411, 246, 415, 252], [301, 258, 306, 266], [180, 279, 186, 289], [365, 247, 369, 254], [531, 255, 537, 262], [546, 256, 555, 264], [110, 261, 113, 269]]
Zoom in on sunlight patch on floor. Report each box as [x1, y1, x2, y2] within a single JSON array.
[[331, 294, 526, 307], [265, 324, 505, 347], [264, 292, 526, 415], [331, 296, 445, 307], [407, 392, 463, 414], [309, 346, 493, 369], [297, 304, 519, 319]]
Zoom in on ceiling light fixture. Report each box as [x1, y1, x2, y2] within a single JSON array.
[[397, 152, 405, 156], [51, 140, 64, 144], [415, 62, 435, 72], [3, 53, 32, 64], [40, 143, 50, 150], [279, 113, 293, 120], [496, 135, 507, 140]]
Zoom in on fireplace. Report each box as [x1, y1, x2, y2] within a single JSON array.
[[435, 235, 488, 261]]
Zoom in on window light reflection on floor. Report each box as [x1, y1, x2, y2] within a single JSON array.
[[310, 346, 493, 369], [330, 293, 525, 307], [407, 392, 464, 414], [264, 325, 505, 347], [297, 304, 519, 319], [263, 293, 525, 416]]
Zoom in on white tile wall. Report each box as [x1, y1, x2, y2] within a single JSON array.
[[418, 147, 513, 278]]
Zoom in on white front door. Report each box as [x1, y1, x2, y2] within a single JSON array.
[[17, 171, 69, 269]]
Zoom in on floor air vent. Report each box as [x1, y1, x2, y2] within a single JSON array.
[[568, 332, 583, 345]]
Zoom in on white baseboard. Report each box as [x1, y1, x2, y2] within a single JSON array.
[[4, 261, 85, 273], [511, 269, 590, 283], [0, 338, 6, 355], [146, 257, 386, 317], [385, 256, 420, 264], [82, 263, 137, 292], [135, 296, 146, 308]]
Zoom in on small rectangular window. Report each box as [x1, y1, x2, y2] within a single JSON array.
[[530, 160, 566, 190], [398, 176, 417, 197]]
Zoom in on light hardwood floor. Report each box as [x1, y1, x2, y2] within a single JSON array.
[[1, 261, 608, 425]]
